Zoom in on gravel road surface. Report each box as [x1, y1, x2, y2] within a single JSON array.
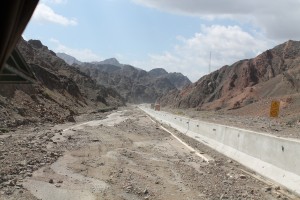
[[0, 107, 296, 200]]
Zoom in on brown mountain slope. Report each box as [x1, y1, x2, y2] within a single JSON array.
[[0, 39, 124, 129], [160, 40, 300, 115]]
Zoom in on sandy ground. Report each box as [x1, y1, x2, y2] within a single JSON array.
[[0, 106, 298, 199]]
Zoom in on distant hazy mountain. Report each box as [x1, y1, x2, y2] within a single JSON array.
[[79, 60, 191, 103], [56, 52, 82, 65], [80, 62, 121, 73], [148, 68, 168, 77], [91, 58, 123, 68], [56, 52, 191, 103]]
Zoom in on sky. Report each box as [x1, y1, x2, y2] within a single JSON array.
[[24, 0, 300, 82]]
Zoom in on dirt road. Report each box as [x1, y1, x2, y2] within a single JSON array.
[[0, 107, 295, 199]]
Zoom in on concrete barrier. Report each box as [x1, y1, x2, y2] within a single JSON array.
[[139, 105, 300, 196]]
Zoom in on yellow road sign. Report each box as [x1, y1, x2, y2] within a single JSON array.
[[270, 101, 280, 118]]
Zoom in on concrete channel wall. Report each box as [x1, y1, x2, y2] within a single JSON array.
[[139, 105, 300, 196]]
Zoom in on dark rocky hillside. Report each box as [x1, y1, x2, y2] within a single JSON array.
[[160, 40, 300, 114], [77, 61, 191, 103], [0, 38, 124, 129]]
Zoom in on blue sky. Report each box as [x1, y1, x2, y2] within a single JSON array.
[[24, 0, 300, 82]]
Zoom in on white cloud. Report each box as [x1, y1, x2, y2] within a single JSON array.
[[132, 25, 274, 82], [32, 3, 77, 26], [50, 39, 103, 62], [132, 0, 300, 40]]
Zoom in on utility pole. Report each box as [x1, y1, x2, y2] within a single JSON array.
[[209, 51, 211, 74]]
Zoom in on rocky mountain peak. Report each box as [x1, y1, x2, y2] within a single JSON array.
[[103, 58, 120, 65], [28, 39, 44, 49], [56, 52, 82, 65], [93, 58, 123, 67], [148, 68, 168, 77], [271, 40, 300, 59]]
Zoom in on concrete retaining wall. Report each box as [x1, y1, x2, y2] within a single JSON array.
[[139, 105, 300, 196]]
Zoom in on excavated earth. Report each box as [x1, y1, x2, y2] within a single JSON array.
[[0, 106, 297, 200]]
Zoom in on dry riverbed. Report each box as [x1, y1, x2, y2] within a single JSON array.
[[0, 107, 296, 199]]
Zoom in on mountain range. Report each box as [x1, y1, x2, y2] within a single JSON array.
[[2, 37, 299, 129], [160, 40, 300, 118], [57, 53, 191, 103]]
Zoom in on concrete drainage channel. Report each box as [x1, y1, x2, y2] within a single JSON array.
[[139, 105, 300, 197]]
